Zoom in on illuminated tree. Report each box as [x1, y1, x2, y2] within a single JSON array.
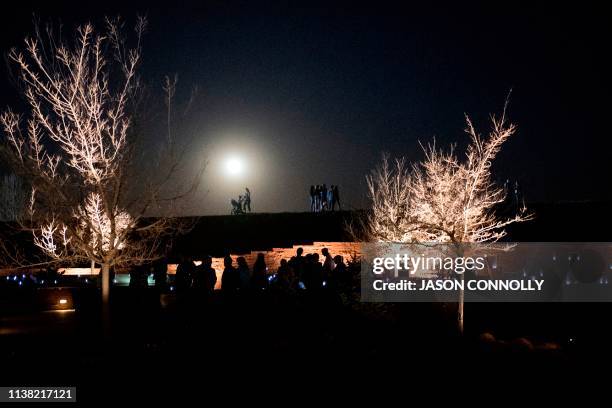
[[366, 105, 533, 332], [365, 154, 413, 243], [0, 18, 202, 330]]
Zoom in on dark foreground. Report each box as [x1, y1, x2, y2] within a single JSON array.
[[0, 285, 609, 403]]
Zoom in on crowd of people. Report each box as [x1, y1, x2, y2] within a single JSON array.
[[2, 246, 354, 298], [310, 184, 341, 212], [168, 247, 353, 298]]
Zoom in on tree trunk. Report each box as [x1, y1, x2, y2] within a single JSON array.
[[458, 272, 464, 334], [456, 245, 465, 335], [101, 263, 111, 338]]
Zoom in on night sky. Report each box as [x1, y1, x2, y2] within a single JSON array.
[[1, 1, 610, 214]]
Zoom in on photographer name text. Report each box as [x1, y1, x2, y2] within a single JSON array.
[[373, 279, 544, 292]]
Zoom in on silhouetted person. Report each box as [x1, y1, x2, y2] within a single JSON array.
[[244, 187, 251, 212], [289, 247, 305, 279], [175, 255, 195, 292], [332, 185, 341, 210], [277, 258, 290, 280], [321, 247, 335, 279], [194, 255, 217, 296], [251, 253, 268, 290], [236, 256, 251, 291], [317, 185, 323, 211], [310, 185, 316, 212], [321, 184, 328, 211], [153, 260, 168, 290], [327, 185, 334, 210], [332, 255, 349, 289], [303, 253, 323, 290], [274, 259, 296, 292], [221, 256, 240, 295]]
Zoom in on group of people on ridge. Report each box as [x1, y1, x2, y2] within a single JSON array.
[[310, 184, 341, 212], [230, 187, 251, 215]]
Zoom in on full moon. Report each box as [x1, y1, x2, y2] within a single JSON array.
[[224, 156, 245, 177]]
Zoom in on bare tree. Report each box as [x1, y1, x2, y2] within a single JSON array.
[[364, 154, 413, 243], [365, 106, 533, 332], [0, 17, 202, 330]]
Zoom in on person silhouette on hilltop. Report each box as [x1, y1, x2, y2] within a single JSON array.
[[244, 187, 251, 212], [321, 184, 328, 211], [332, 185, 341, 211], [310, 185, 316, 212]]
